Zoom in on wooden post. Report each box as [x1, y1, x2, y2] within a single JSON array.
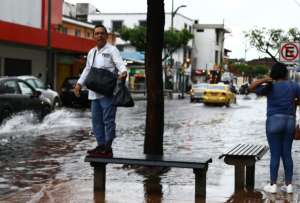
[[193, 168, 207, 199], [246, 165, 255, 190], [92, 163, 106, 191], [234, 165, 245, 192]]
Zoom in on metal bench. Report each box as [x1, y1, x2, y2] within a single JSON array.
[[219, 144, 268, 192], [85, 154, 212, 198]]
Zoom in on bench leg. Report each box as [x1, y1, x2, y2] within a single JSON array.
[[246, 165, 255, 190], [234, 165, 245, 192], [93, 164, 106, 191], [193, 168, 207, 199]]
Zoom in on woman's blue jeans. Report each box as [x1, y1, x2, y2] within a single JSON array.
[[266, 114, 294, 184], [91, 97, 116, 146]]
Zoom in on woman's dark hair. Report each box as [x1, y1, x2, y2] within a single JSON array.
[[270, 62, 288, 80]]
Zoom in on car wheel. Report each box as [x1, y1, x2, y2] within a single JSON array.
[[225, 101, 230, 107], [0, 109, 12, 124], [38, 105, 51, 121], [52, 97, 61, 110]]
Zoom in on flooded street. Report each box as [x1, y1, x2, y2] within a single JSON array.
[[0, 95, 300, 203]]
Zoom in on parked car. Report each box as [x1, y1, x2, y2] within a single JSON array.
[[60, 76, 90, 108], [17, 75, 61, 110], [0, 77, 52, 124], [203, 84, 236, 107], [190, 83, 208, 102]]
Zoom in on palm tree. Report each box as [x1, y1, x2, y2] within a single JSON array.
[[144, 0, 165, 155]]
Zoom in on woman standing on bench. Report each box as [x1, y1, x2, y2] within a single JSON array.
[[249, 62, 299, 194]]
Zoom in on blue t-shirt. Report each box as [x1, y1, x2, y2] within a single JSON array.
[[256, 80, 300, 117]]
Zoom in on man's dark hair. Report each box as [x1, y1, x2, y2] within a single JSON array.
[[94, 24, 107, 34], [270, 62, 288, 80]]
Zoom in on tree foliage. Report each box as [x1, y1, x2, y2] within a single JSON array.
[[119, 26, 193, 60], [229, 63, 268, 77], [244, 27, 300, 58]]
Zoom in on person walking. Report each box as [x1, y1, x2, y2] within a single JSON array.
[[74, 24, 127, 157], [249, 62, 299, 194]]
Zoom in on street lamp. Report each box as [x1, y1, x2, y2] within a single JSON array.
[[171, 0, 186, 29]]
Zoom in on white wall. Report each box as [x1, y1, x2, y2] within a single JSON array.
[[193, 29, 216, 70], [0, 44, 46, 81], [192, 28, 226, 70], [0, 0, 42, 28]]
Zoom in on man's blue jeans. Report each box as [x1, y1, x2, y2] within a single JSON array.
[[91, 97, 116, 146], [266, 114, 294, 184]]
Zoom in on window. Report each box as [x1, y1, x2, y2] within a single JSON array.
[[139, 20, 147, 27], [184, 23, 187, 29], [215, 51, 219, 64], [75, 29, 81, 37], [0, 81, 19, 94], [189, 25, 192, 33], [26, 79, 37, 88], [92, 20, 103, 26], [34, 79, 45, 89], [62, 27, 68, 35], [86, 31, 91, 38], [197, 29, 204, 32], [216, 30, 220, 45], [18, 81, 33, 95], [112, 20, 123, 32]]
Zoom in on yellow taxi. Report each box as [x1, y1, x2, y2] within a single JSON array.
[[203, 84, 236, 106]]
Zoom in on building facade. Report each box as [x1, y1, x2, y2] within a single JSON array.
[[0, 0, 95, 91], [192, 23, 230, 83]]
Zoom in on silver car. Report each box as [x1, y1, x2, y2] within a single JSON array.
[[17, 76, 61, 110], [190, 83, 208, 102]]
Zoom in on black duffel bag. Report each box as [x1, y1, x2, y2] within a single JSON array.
[[113, 80, 134, 107], [85, 50, 117, 96]]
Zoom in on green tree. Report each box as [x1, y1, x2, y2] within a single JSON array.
[[144, 0, 165, 155], [253, 65, 268, 76], [119, 26, 193, 61], [244, 27, 300, 58]]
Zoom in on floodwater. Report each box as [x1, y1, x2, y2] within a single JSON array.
[[0, 95, 300, 203]]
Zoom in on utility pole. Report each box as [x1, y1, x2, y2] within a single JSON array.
[[46, 0, 54, 88], [170, 0, 186, 94]]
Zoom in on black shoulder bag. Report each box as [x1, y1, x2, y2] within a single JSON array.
[[113, 80, 134, 107], [85, 50, 117, 96]]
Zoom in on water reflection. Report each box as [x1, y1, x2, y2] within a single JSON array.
[[225, 190, 263, 203], [144, 176, 163, 203], [94, 191, 106, 203]]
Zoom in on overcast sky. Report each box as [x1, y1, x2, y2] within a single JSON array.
[[66, 0, 300, 60]]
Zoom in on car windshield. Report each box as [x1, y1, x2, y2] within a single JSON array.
[[208, 85, 226, 90], [193, 84, 207, 89], [34, 79, 46, 89]]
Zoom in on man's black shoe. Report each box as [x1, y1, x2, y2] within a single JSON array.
[[87, 145, 105, 154]]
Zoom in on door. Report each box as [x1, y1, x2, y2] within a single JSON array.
[[4, 58, 31, 76], [16, 80, 42, 112]]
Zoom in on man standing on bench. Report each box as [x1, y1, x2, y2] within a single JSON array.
[[74, 24, 127, 157]]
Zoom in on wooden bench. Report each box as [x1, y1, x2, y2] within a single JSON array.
[[219, 144, 268, 192], [85, 154, 212, 198]]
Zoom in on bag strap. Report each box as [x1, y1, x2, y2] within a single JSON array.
[[91, 49, 97, 67]]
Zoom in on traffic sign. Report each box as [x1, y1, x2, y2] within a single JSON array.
[[279, 42, 300, 63]]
